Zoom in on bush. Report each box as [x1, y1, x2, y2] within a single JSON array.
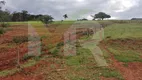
[[0, 23, 10, 28], [34, 56, 40, 61], [13, 36, 28, 44], [0, 28, 5, 35], [75, 41, 81, 47], [22, 54, 40, 61], [22, 54, 34, 61], [56, 42, 64, 49], [46, 44, 54, 49], [50, 48, 59, 56]]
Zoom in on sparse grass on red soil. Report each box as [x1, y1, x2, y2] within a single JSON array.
[[0, 24, 29, 70], [98, 21, 142, 80], [99, 39, 142, 80], [1, 21, 142, 80]]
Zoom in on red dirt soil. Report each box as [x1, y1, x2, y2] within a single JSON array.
[[0, 25, 28, 70], [0, 59, 64, 80], [0, 61, 45, 80], [0, 43, 28, 70]]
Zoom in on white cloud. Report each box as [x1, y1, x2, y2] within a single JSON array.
[[76, 0, 85, 2], [109, 0, 140, 12], [86, 15, 93, 20]]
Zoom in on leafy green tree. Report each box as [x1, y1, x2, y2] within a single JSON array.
[[91, 15, 96, 20], [63, 14, 68, 20], [12, 12, 22, 21], [22, 10, 28, 21], [94, 12, 111, 20], [40, 15, 54, 27], [0, 1, 11, 27], [0, 28, 5, 35], [0, 9, 11, 22]]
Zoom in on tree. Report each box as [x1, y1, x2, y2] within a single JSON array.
[[91, 15, 96, 20], [40, 15, 54, 27], [12, 10, 28, 21], [94, 12, 111, 20], [0, 28, 5, 35], [12, 12, 22, 21], [0, 9, 11, 21], [63, 14, 68, 20], [0, 1, 11, 27], [81, 18, 88, 21], [22, 10, 28, 21]]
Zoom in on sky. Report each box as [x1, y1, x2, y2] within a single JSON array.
[[2, 0, 142, 20]]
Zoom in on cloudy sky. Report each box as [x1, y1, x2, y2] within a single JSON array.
[[3, 0, 142, 20]]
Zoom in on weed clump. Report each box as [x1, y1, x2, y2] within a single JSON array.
[[50, 48, 59, 56], [0, 23, 10, 28], [56, 42, 64, 49], [22, 54, 34, 61], [0, 28, 5, 35], [13, 36, 28, 44]]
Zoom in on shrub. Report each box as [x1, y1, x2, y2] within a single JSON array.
[[41, 51, 46, 55], [56, 42, 64, 49], [34, 56, 40, 61], [13, 36, 28, 44], [50, 48, 59, 56], [41, 35, 48, 39], [75, 41, 81, 47], [22, 54, 34, 61], [106, 36, 111, 39], [0, 28, 5, 35], [0, 23, 10, 28], [46, 44, 54, 49], [22, 54, 40, 61]]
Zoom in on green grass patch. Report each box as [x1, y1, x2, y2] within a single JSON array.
[[8, 22, 28, 25], [104, 23, 142, 39], [65, 46, 123, 80], [0, 69, 17, 77], [108, 47, 142, 62], [65, 48, 92, 66], [99, 67, 123, 80], [52, 21, 75, 24], [79, 35, 93, 41], [22, 59, 37, 68]]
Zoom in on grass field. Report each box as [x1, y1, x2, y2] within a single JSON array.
[[104, 23, 142, 39]]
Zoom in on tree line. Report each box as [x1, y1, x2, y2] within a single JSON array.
[[0, 9, 53, 22], [0, 1, 53, 22]]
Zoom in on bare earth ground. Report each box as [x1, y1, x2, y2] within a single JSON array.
[[0, 25, 28, 70], [0, 56, 67, 80]]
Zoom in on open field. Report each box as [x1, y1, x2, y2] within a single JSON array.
[[0, 20, 142, 80]]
